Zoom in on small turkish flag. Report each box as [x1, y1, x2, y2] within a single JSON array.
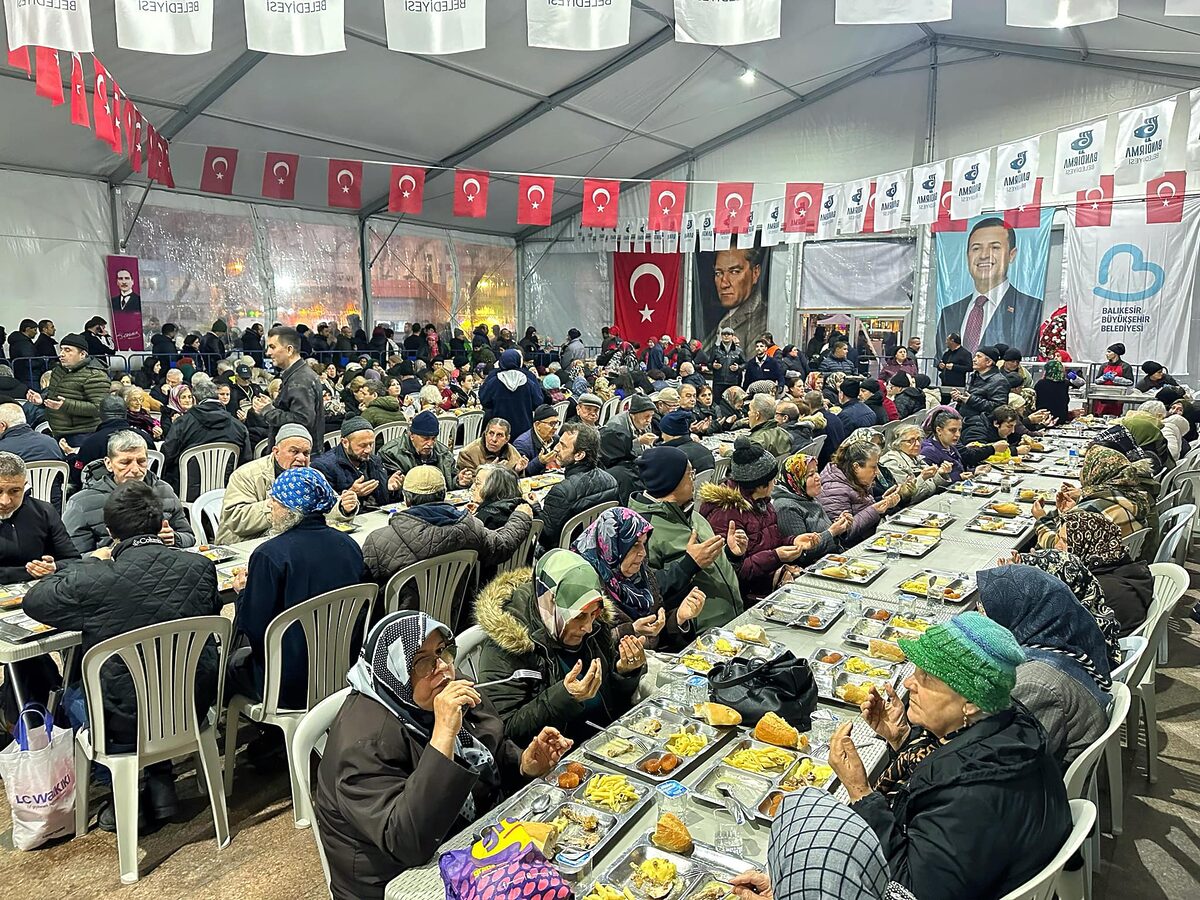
[[69, 53, 88, 127], [1074, 175, 1113, 228], [147, 126, 175, 188], [517, 175, 554, 226], [863, 182, 878, 233], [34, 48, 63, 105], [581, 178, 620, 228], [126, 105, 143, 173], [7, 45, 30, 75], [1003, 178, 1043, 230], [715, 182, 754, 234], [200, 147, 238, 195], [648, 180, 686, 232], [328, 159, 363, 209], [931, 181, 966, 233], [388, 165, 425, 214], [262, 152, 299, 200], [784, 183, 822, 234], [92, 58, 114, 145], [108, 83, 124, 155], [454, 169, 489, 218], [1146, 172, 1185, 225]]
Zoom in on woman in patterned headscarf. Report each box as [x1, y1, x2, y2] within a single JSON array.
[[773, 452, 853, 554], [1064, 510, 1155, 636], [316, 610, 573, 900], [1034, 358, 1070, 424]]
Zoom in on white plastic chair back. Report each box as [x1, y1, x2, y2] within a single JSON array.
[[711, 456, 731, 485], [1155, 488, 1182, 518], [1111, 636, 1148, 685], [1162, 466, 1200, 509], [558, 501, 618, 550], [254, 438, 270, 458], [374, 422, 408, 448], [178, 441, 240, 505], [618, 395, 633, 414], [800, 434, 827, 460], [189, 489, 225, 544], [1120, 527, 1151, 559], [692, 467, 716, 501], [496, 520, 541, 576], [381, 550, 479, 622], [996, 800, 1095, 900], [1064, 683, 1131, 800], [291, 686, 350, 895], [437, 414, 459, 448], [1155, 519, 1191, 565], [146, 449, 165, 477], [458, 411, 484, 447], [453, 625, 489, 681], [24, 460, 69, 513], [323, 431, 341, 450], [598, 397, 620, 426], [553, 400, 570, 426], [34, 420, 51, 434]]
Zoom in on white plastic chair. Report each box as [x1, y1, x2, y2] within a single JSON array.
[[1153, 503, 1195, 566], [73, 616, 232, 884], [1120, 527, 1151, 560], [598, 397, 620, 426], [618, 395, 633, 414], [711, 456, 731, 484], [188, 488, 225, 544], [458, 411, 484, 447], [291, 687, 351, 896], [692, 467, 716, 501], [553, 400, 570, 427], [1154, 519, 1191, 567], [453, 625, 489, 682], [558, 501, 618, 550], [178, 441, 240, 505], [24, 460, 69, 513], [1105, 636, 1148, 838], [146, 449, 165, 477], [380, 550, 479, 624], [799, 434, 827, 461], [496, 520, 541, 576], [1154, 488, 1182, 518], [437, 414, 459, 449], [223, 583, 377, 828], [254, 438, 270, 458], [996, 799, 1094, 900], [374, 422, 408, 449], [322, 430, 341, 451]]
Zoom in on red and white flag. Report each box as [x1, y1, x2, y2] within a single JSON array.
[[200, 146, 238, 195], [784, 182, 822, 234], [581, 178, 620, 228], [715, 182, 753, 234], [328, 159, 363, 209], [244, 0, 345, 55], [92, 57, 114, 145], [862, 182, 879, 233], [674, 0, 781, 45], [931, 181, 965, 233], [384, 0, 485, 54], [125, 104, 143, 173], [1074, 175, 1113, 228], [116, 0, 213, 54], [1146, 172, 1186, 225], [7, 45, 30, 75], [262, 152, 299, 200], [34, 47, 63, 105], [453, 169, 489, 218], [517, 175, 555, 227], [146, 126, 174, 187], [69, 53, 89, 127], [648, 180, 686, 233], [5, 0, 93, 51], [388, 165, 426, 214], [1003, 178, 1043, 230], [613, 251, 681, 348], [108, 83, 124, 154]]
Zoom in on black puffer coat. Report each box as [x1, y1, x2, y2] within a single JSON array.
[[538, 461, 619, 550], [63, 459, 196, 553], [160, 400, 252, 498]]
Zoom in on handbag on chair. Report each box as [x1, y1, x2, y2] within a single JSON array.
[[707, 650, 819, 732]]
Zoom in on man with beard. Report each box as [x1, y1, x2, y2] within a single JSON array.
[[936, 217, 1041, 356], [705, 247, 766, 348], [313, 417, 404, 509]]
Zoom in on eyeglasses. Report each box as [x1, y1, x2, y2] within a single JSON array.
[[900, 437, 921, 445], [412, 644, 456, 679]]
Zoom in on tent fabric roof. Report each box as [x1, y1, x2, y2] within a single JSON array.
[[1, 0, 1197, 236]]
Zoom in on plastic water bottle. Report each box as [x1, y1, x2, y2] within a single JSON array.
[[962, 477, 976, 497], [1069, 447, 1079, 465], [885, 534, 901, 566], [846, 590, 864, 619]]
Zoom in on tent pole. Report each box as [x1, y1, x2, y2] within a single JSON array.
[[119, 182, 153, 252], [108, 184, 121, 254], [682, 157, 696, 341], [360, 217, 373, 331], [912, 43, 939, 351]]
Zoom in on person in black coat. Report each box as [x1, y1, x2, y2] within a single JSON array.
[[251, 326, 326, 448], [24, 480, 221, 827], [952, 346, 1010, 423], [160, 379, 252, 499], [938, 332, 972, 393], [150, 324, 179, 364], [479, 349, 544, 440], [7, 320, 41, 387], [889, 373, 926, 420], [82, 317, 113, 365], [1136, 360, 1180, 394], [61, 396, 154, 490], [540, 422, 619, 550], [742, 338, 785, 388], [198, 320, 228, 376], [658, 410, 715, 473], [0, 452, 80, 584], [312, 417, 400, 510], [241, 323, 265, 368], [33, 319, 57, 367]]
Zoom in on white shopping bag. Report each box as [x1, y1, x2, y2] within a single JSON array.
[[0, 704, 77, 849]]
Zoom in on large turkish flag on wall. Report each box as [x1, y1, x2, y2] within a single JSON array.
[[613, 252, 681, 348]]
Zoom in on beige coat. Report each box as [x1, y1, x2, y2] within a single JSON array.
[[215, 455, 354, 544], [455, 439, 524, 480]]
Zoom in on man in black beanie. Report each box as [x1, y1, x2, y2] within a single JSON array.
[[888, 372, 925, 420], [1136, 360, 1179, 394], [313, 415, 400, 508], [999, 347, 1030, 391], [659, 409, 714, 474], [836, 377, 876, 432]]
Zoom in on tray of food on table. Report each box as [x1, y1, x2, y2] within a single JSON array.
[[193, 544, 238, 563], [980, 500, 1026, 519], [0, 583, 30, 610], [947, 481, 999, 497], [887, 508, 954, 529], [521, 473, 564, 491], [584, 834, 749, 900], [691, 736, 836, 825], [1015, 487, 1057, 504], [803, 554, 887, 585], [898, 569, 977, 602], [808, 646, 903, 708], [863, 530, 940, 557], [840, 613, 928, 665], [677, 627, 780, 667], [1040, 465, 1082, 479], [753, 590, 847, 632], [965, 513, 1034, 535], [580, 701, 723, 784]]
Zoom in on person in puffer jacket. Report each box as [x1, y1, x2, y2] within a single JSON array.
[[539, 422, 619, 551], [159, 376, 252, 499], [480, 349, 544, 439], [817, 440, 901, 544], [699, 438, 821, 600], [25, 480, 221, 830], [772, 452, 853, 562]]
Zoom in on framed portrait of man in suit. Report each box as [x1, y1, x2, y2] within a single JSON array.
[[107, 254, 145, 351], [934, 210, 1052, 358]]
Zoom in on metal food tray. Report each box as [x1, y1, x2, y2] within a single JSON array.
[[686, 628, 782, 666], [862, 531, 940, 557], [193, 545, 238, 563], [840, 617, 922, 660], [965, 513, 1034, 537], [888, 509, 954, 528], [948, 482, 999, 497], [691, 737, 837, 825], [583, 726, 657, 767], [588, 838, 747, 900], [755, 592, 846, 632], [896, 569, 977, 602], [610, 702, 723, 784], [803, 554, 887, 586], [675, 649, 723, 677], [1041, 465, 1082, 479], [809, 647, 900, 706], [979, 500, 1026, 519], [1015, 488, 1057, 504]]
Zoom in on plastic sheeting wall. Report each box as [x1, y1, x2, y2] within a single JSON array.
[[0, 170, 112, 336]]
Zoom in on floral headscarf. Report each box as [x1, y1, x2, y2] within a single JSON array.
[[805, 372, 824, 392], [1044, 359, 1065, 382], [1080, 446, 1154, 521], [572, 508, 655, 618], [1064, 510, 1130, 569], [781, 452, 817, 498], [1014, 548, 1122, 668], [167, 383, 191, 414]]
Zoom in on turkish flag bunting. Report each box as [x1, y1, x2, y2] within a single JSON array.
[[126, 104, 143, 173], [453, 169, 489, 218], [92, 58, 114, 145], [388, 165, 425, 214], [517, 175, 555, 227], [863, 182, 878, 233], [262, 152, 299, 200], [69, 53, 89, 127], [34, 48, 63, 105], [108, 83, 124, 154], [200, 146, 238, 195], [1074, 175, 1113, 228], [581, 178, 620, 228], [1146, 172, 1186, 225], [784, 182, 823, 234], [1003, 178, 1043, 230], [613, 252, 681, 348], [648, 180, 686, 232], [328, 159, 363, 209], [715, 182, 754, 234], [7, 45, 30, 75], [931, 181, 966, 233], [146, 126, 175, 188]]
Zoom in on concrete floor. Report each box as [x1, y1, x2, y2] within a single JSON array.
[[2, 583, 1199, 898]]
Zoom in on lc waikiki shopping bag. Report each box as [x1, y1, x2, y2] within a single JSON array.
[[439, 819, 571, 900], [0, 704, 77, 849]]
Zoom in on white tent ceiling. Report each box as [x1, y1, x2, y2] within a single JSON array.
[[1, 0, 1198, 237]]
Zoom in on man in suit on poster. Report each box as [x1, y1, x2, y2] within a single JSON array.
[[110, 269, 141, 313], [935, 217, 1042, 357]]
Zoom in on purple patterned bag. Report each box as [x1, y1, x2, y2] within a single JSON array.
[[439, 820, 573, 900]]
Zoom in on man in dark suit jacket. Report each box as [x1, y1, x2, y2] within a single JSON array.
[[935, 218, 1042, 357], [111, 269, 141, 313]]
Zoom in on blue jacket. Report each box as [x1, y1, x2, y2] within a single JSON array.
[[647, 344, 666, 372], [513, 427, 554, 477], [818, 410, 848, 468], [480, 363, 544, 439], [235, 515, 365, 709], [837, 400, 877, 433], [312, 444, 392, 508], [743, 354, 784, 387], [0, 422, 65, 465]]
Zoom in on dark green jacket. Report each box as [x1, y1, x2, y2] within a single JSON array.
[[44, 357, 110, 436], [379, 432, 457, 486], [361, 396, 407, 428]]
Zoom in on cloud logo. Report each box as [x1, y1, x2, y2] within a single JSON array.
[[921, 174, 937, 191], [1010, 151, 1027, 171], [1070, 130, 1093, 152], [1134, 116, 1159, 141], [963, 163, 980, 183], [1093, 243, 1165, 303]]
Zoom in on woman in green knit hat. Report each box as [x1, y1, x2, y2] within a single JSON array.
[[827, 611, 1072, 900]]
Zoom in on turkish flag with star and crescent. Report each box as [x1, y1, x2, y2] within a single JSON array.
[[200, 146, 238, 195], [784, 182, 822, 234], [517, 175, 555, 227], [648, 180, 686, 232], [1003, 177, 1043, 230], [1146, 172, 1186, 225], [92, 57, 114, 145], [328, 159, 363, 209], [612, 251, 681, 348], [389, 165, 426, 214], [581, 178, 620, 228], [1074, 175, 1113, 228], [454, 169, 490, 218], [34, 48, 63, 105], [262, 152, 299, 200], [69, 53, 89, 127], [931, 181, 966, 233], [715, 182, 754, 234]]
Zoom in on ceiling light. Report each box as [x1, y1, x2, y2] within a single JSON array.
[[739, 68, 756, 84]]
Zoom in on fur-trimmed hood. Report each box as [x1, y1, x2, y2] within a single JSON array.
[[698, 481, 752, 512], [475, 567, 616, 656]]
